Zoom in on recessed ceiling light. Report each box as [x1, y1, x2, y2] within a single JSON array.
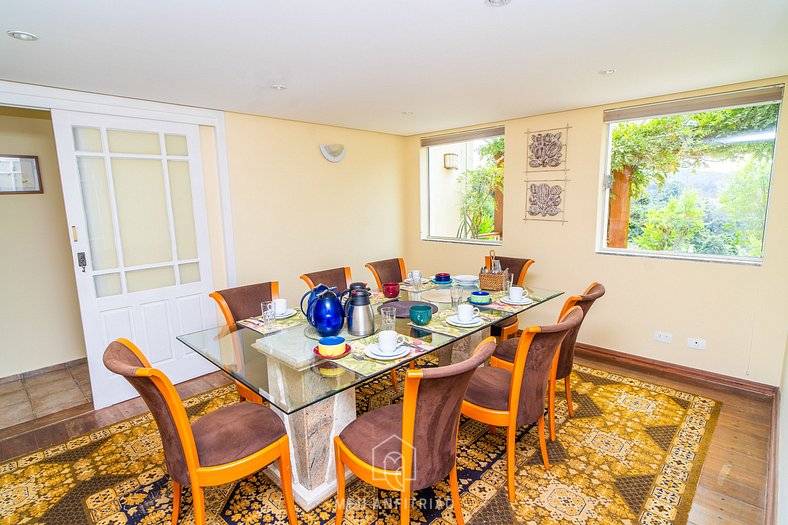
[[270, 83, 287, 91], [486, 0, 512, 6], [599, 68, 617, 76], [7, 30, 38, 41]]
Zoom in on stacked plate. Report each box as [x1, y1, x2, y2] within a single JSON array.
[[446, 315, 484, 328], [500, 296, 533, 306], [364, 344, 410, 360], [454, 275, 480, 286]]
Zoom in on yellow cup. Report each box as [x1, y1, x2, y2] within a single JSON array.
[[318, 336, 346, 357]]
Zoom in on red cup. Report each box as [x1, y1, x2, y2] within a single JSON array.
[[382, 282, 400, 298]]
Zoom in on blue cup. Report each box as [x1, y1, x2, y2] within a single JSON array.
[[469, 291, 492, 304], [409, 305, 433, 326]]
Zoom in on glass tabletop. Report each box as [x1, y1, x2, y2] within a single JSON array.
[[177, 284, 563, 414]]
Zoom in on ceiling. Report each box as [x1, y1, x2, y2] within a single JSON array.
[[2, 1, 788, 136]]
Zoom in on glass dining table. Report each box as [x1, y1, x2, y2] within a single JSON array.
[[177, 282, 562, 510]]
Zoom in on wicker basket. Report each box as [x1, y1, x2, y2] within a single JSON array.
[[479, 250, 506, 291]]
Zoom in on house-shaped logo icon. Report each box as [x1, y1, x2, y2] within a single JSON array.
[[371, 434, 416, 482]]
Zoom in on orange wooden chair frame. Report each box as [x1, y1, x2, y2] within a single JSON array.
[[116, 338, 297, 525], [333, 337, 497, 525], [484, 256, 535, 341], [488, 287, 592, 444], [364, 258, 407, 290], [299, 267, 353, 290], [208, 282, 281, 405], [365, 258, 412, 393], [462, 311, 578, 501]]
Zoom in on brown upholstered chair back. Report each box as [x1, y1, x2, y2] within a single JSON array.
[[408, 339, 497, 490], [366, 258, 406, 287], [555, 283, 606, 380], [302, 267, 351, 291], [214, 282, 276, 322], [514, 307, 583, 427], [486, 255, 534, 286], [103, 341, 192, 486]]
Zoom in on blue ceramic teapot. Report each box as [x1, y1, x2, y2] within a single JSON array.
[[300, 284, 344, 337]]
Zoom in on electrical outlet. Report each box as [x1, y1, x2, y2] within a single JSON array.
[[654, 331, 672, 344], [687, 338, 707, 350]]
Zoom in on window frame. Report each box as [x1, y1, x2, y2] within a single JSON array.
[[596, 88, 783, 266], [420, 126, 505, 246]]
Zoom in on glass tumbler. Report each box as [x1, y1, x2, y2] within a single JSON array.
[[450, 285, 463, 308], [380, 306, 397, 331], [260, 301, 276, 329]]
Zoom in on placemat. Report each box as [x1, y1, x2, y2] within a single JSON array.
[[407, 308, 496, 337], [376, 300, 438, 318], [237, 311, 307, 335], [331, 335, 436, 377]]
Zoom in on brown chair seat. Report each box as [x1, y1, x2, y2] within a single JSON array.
[[464, 366, 512, 411], [192, 402, 286, 467], [338, 404, 403, 471], [493, 337, 518, 363]]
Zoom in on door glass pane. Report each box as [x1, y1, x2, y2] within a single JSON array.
[[107, 130, 161, 155], [165, 134, 188, 156], [168, 160, 198, 260], [126, 266, 175, 292], [112, 158, 172, 266], [179, 263, 200, 284], [77, 157, 118, 270], [94, 273, 122, 297], [73, 127, 103, 152]]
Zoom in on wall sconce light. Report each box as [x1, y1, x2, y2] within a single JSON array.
[[443, 153, 459, 170], [320, 144, 346, 163]]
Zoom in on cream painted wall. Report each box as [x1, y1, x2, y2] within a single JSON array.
[[404, 77, 788, 386], [0, 108, 86, 376], [223, 113, 406, 308]]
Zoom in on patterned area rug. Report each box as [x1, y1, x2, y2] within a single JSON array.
[[0, 362, 720, 525]]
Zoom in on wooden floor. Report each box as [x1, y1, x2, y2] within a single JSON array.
[[0, 354, 773, 525]]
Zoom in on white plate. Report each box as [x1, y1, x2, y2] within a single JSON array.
[[365, 344, 410, 360], [403, 277, 430, 285], [446, 315, 484, 328], [275, 308, 297, 319], [454, 274, 479, 282], [500, 297, 533, 306]]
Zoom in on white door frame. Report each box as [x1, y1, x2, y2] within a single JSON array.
[[0, 80, 238, 287]]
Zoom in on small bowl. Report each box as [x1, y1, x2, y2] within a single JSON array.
[[409, 305, 433, 326], [318, 336, 347, 357], [469, 291, 492, 304], [434, 272, 451, 282]]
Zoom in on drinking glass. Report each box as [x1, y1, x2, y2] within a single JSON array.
[[410, 270, 422, 291], [380, 306, 397, 331], [450, 285, 463, 308], [260, 301, 276, 329]]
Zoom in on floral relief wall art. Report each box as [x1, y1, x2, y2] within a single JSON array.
[[524, 125, 570, 223]]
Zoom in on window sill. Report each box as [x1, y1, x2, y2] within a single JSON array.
[[422, 236, 503, 247], [596, 248, 763, 266]]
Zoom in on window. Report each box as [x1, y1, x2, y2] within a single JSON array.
[[421, 127, 504, 243], [600, 86, 782, 263]]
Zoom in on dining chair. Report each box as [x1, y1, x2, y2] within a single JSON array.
[[484, 255, 535, 341], [365, 257, 407, 290], [209, 281, 280, 404], [334, 337, 498, 525], [103, 338, 298, 525], [461, 307, 583, 501], [491, 282, 605, 441], [299, 267, 353, 291]]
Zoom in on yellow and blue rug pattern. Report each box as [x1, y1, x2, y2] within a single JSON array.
[[0, 362, 719, 525]]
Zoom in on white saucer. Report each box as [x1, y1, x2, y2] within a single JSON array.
[[275, 308, 297, 319], [446, 315, 484, 328], [500, 297, 533, 306], [365, 344, 410, 360], [454, 275, 479, 283]]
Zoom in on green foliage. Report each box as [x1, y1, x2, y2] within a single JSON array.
[[457, 137, 504, 239], [633, 190, 704, 252], [718, 157, 770, 256]]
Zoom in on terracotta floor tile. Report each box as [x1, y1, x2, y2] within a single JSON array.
[[23, 369, 72, 387], [0, 388, 30, 407], [0, 401, 35, 429], [30, 388, 88, 417], [0, 380, 25, 396], [26, 376, 83, 401]]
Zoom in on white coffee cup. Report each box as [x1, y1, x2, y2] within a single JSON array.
[[509, 286, 525, 302], [378, 330, 405, 354], [457, 304, 480, 323], [273, 298, 288, 316]]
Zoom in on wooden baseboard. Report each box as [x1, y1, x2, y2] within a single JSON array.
[[574, 343, 777, 398], [574, 342, 780, 525]]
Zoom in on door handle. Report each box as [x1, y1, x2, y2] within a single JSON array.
[[77, 252, 87, 273]]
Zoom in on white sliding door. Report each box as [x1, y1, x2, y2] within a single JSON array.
[[52, 111, 217, 408]]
